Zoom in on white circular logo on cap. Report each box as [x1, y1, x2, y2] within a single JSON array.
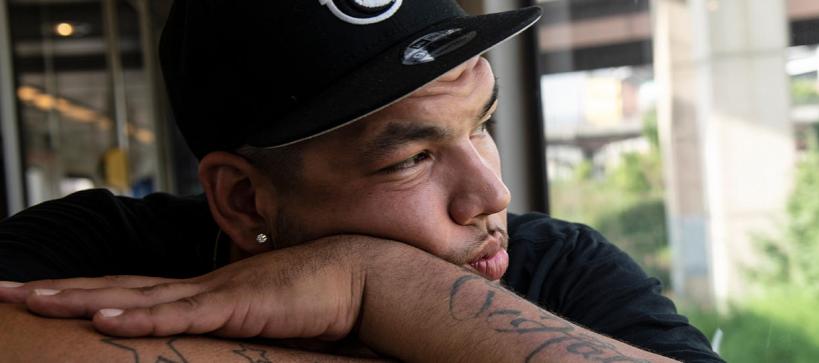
[[319, 0, 402, 25]]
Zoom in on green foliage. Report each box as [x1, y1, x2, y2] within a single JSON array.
[[550, 108, 819, 361], [551, 109, 670, 286], [610, 153, 651, 193], [595, 198, 670, 284], [683, 287, 819, 363], [573, 159, 594, 181], [609, 110, 664, 195], [785, 132, 819, 287], [609, 150, 663, 195], [550, 180, 670, 288], [753, 126, 819, 296], [792, 78, 819, 105], [641, 109, 660, 150], [597, 110, 669, 284], [714, 125, 819, 362]]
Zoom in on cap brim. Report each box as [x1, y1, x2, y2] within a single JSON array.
[[247, 6, 543, 148]]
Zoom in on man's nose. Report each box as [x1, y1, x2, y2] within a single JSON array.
[[448, 144, 512, 226]]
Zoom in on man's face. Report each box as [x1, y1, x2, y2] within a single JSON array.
[[268, 57, 511, 280]]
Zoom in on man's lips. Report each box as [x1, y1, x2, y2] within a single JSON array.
[[466, 231, 509, 281], [468, 248, 509, 281]]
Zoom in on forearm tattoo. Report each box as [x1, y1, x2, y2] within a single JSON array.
[[448, 275, 651, 363], [101, 338, 273, 363], [233, 344, 273, 363], [102, 338, 189, 363]]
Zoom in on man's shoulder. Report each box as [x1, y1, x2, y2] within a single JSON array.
[[11, 188, 208, 217], [0, 189, 215, 281], [505, 213, 723, 362], [59, 188, 207, 213], [508, 212, 586, 243], [507, 212, 629, 262], [504, 211, 655, 320]]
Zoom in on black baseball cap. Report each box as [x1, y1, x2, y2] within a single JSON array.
[[160, 0, 542, 159]]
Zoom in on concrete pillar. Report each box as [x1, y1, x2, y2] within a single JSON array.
[[653, 0, 794, 308]]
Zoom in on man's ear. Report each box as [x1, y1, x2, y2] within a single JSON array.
[[198, 151, 277, 254]]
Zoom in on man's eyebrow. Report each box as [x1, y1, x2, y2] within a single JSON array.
[[361, 79, 499, 163], [362, 123, 451, 161]]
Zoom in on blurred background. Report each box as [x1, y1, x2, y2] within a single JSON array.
[[0, 0, 818, 361]]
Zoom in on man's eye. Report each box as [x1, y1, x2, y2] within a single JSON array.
[[473, 118, 496, 136], [383, 151, 431, 173]]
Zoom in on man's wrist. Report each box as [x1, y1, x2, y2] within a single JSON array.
[[355, 243, 465, 360]]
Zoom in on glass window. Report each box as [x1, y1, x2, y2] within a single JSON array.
[[7, 0, 165, 205], [534, 0, 819, 361]]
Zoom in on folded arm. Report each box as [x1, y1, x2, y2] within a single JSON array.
[[358, 241, 672, 362], [2, 236, 677, 363], [0, 303, 389, 363]]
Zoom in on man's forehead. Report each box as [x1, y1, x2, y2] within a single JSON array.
[[301, 57, 495, 154], [409, 56, 485, 98]]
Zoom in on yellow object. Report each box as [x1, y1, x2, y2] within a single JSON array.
[[103, 148, 129, 190], [55, 22, 74, 37]]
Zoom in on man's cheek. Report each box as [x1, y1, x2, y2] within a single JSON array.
[[359, 193, 449, 239]]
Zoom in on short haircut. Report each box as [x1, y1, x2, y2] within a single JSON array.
[[234, 144, 303, 189]]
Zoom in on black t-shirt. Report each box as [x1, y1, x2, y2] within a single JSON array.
[[0, 189, 723, 362]]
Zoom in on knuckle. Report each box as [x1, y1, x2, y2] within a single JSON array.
[[136, 283, 168, 297], [178, 296, 201, 311], [148, 304, 165, 318]]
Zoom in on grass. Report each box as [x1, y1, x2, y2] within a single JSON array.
[[682, 287, 819, 363], [551, 179, 819, 362]]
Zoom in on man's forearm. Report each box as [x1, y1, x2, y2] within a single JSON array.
[[0, 304, 387, 363], [0, 236, 678, 362], [359, 244, 676, 363]]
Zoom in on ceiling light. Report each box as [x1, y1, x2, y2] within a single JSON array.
[[55, 22, 75, 37]]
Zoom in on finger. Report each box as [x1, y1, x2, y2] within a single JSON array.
[[23, 275, 178, 290], [25, 281, 206, 318], [0, 275, 182, 304], [91, 292, 232, 337], [0, 281, 29, 304]]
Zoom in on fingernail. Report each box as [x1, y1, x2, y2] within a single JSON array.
[[99, 308, 123, 318], [33, 288, 61, 296], [0, 281, 23, 288]]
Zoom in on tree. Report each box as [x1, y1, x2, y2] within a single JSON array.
[[753, 125, 819, 295]]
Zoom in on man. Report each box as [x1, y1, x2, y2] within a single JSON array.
[[0, 1, 722, 362]]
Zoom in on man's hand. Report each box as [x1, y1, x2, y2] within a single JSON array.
[[0, 235, 376, 340], [1, 237, 679, 362]]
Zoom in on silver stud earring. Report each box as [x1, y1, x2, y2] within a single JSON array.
[[256, 233, 269, 245]]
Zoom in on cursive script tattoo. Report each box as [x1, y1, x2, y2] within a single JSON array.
[[448, 275, 651, 363]]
